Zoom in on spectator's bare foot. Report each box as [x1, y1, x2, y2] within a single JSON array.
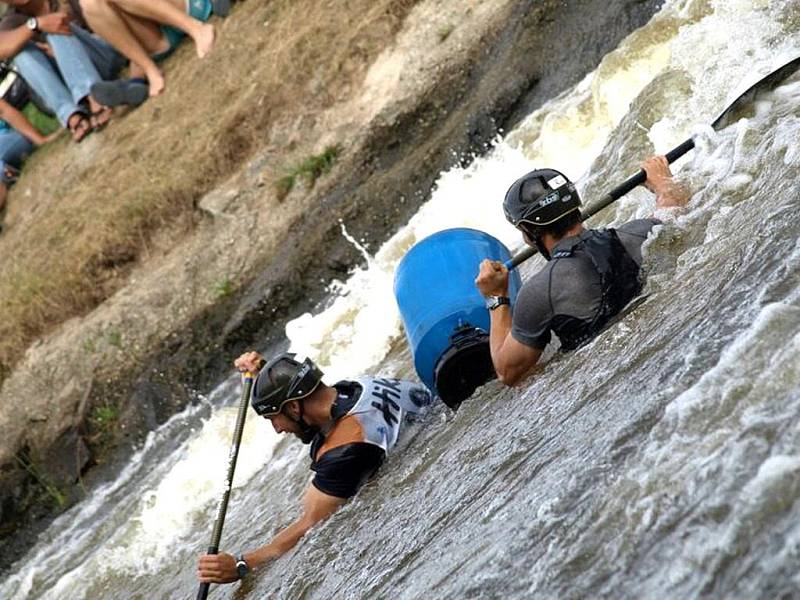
[[194, 23, 215, 58], [146, 68, 166, 97]]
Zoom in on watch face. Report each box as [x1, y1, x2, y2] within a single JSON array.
[[486, 296, 510, 310], [235, 558, 249, 578]]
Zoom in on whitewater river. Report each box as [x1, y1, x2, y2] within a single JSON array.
[[3, 0, 800, 598]]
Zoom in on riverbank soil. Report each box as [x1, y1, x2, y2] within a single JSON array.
[[0, 0, 661, 570]]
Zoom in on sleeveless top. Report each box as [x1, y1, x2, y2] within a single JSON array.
[[312, 376, 432, 462]]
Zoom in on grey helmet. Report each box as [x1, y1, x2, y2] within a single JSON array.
[[250, 353, 324, 416], [503, 168, 582, 228]]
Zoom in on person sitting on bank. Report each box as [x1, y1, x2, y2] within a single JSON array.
[[197, 351, 432, 584], [0, 96, 59, 215], [0, 0, 128, 140], [475, 155, 690, 386], [80, 0, 215, 98]]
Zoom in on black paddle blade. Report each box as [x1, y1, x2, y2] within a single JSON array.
[[711, 54, 800, 130], [505, 53, 800, 270]]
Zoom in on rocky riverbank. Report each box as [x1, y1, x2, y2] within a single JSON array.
[[0, 0, 661, 570]]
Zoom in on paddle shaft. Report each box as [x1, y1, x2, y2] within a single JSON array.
[[196, 373, 254, 600]]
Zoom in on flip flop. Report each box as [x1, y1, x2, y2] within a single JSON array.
[[91, 79, 149, 108], [4, 165, 20, 185], [68, 113, 91, 143], [89, 106, 113, 132]]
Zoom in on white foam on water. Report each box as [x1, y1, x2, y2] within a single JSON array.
[[0, 378, 282, 600]]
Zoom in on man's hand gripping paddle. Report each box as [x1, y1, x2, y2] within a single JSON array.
[[196, 372, 254, 600], [505, 54, 800, 270]]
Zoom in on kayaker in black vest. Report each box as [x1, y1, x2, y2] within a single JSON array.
[[475, 155, 690, 386], [197, 351, 432, 584]]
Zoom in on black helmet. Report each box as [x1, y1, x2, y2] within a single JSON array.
[[503, 168, 581, 229], [250, 353, 324, 416]]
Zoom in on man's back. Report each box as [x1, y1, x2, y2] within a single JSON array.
[[511, 218, 658, 351], [309, 377, 431, 498]]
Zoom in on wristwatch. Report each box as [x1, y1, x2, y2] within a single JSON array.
[[235, 554, 250, 579], [485, 296, 510, 311], [26, 17, 38, 32]]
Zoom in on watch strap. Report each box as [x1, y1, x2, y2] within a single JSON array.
[[235, 553, 250, 579], [486, 296, 510, 311]]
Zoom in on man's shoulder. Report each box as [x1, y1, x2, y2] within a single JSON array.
[[614, 218, 660, 239], [517, 257, 571, 297], [612, 218, 661, 265]]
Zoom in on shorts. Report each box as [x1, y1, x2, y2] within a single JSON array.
[[153, 0, 213, 62]]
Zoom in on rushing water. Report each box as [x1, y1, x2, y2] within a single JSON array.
[[4, 0, 800, 598]]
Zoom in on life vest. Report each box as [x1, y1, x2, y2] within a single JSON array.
[[313, 377, 431, 461], [549, 228, 642, 351]]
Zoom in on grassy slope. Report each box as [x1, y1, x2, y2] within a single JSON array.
[[0, 0, 417, 381]]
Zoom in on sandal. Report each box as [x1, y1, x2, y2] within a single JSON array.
[[68, 113, 91, 143], [4, 165, 20, 185], [89, 106, 113, 132], [91, 79, 148, 108]]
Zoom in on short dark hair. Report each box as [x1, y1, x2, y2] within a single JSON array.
[[520, 208, 581, 241]]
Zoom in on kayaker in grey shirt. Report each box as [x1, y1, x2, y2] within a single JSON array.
[[475, 156, 690, 386]]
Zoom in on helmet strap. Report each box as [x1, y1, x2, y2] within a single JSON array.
[[284, 399, 318, 444], [534, 234, 552, 261], [521, 223, 552, 261]]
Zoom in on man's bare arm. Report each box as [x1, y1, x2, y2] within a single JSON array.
[[197, 485, 346, 583], [0, 99, 48, 144], [642, 155, 691, 209], [488, 303, 542, 386], [0, 15, 72, 60], [245, 485, 345, 567], [475, 259, 543, 386]]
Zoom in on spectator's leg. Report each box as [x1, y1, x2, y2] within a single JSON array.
[[0, 130, 36, 171], [69, 23, 128, 81], [0, 129, 35, 211], [104, 0, 214, 59], [12, 46, 82, 128], [45, 29, 113, 127], [46, 31, 103, 105], [81, 0, 168, 97]]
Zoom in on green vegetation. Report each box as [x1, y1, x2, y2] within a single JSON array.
[[22, 103, 60, 136], [90, 404, 120, 429], [82, 337, 97, 354], [214, 277, 234, 297], [275, 145, 341, 200], [437, 23, 454, 42], [87, 403, 121, 461], [14, 450, 67, 509], [107, 329, 123, 348]]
